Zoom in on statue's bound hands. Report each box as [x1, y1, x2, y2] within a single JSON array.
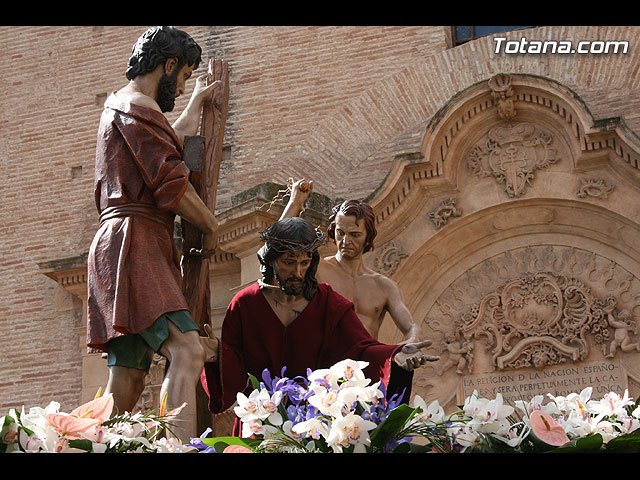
[[201, 217, 219, 259], [200, 324, 220, 363], [290, 178, 313, 205]]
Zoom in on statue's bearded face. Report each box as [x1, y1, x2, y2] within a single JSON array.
[[156, 62, 195, 113], [156, 70, 178, 112], [272, 252, 313, 296]]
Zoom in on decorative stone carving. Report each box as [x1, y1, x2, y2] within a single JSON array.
[[452, 271, 638, 372], [428, 198, 462, 229], [467, 123, 559, 197], [134, 354, 167, 413], [373, 241, 408, 276], [603, 306, 640, 358], [488, 73, 517, 121], [577, 178, 615, 199]]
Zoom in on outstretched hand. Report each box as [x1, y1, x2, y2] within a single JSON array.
[[394, 339, 440, 371], [199, 323, 219, 363]]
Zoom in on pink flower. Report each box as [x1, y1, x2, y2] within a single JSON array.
[[223, 444, 254, 453], [529, 410, 569, 447], [45, 393, 114, 439]]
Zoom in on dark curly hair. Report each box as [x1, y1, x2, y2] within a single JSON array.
[[327, 200, 377, 254], [257, 217, 327, 301], [125, 26, 202, 80]]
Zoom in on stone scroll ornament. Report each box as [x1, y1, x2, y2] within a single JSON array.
[[373, 241, 409, 276], [451, 272, 640, 372]]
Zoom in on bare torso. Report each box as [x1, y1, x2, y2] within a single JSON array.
[[318, 256, 389, 338]]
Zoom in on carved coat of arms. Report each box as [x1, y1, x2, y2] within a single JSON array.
[[467, 123, 559, 197]]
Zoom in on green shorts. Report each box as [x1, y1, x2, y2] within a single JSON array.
[[106, 310, 199, 372]]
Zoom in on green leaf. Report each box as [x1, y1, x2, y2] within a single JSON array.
[[370, 404, 419, 451], [68, 439, 94, 452], [391, 441, 412, 453], [406, 442, 436, 453], [550, 434, 603, 453], [201, 436, 263, 452], [602, 430, 640, 453], [248, 372, 261, 390]]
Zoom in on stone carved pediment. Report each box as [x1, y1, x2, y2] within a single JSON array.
[[467, 123, 560, 198]]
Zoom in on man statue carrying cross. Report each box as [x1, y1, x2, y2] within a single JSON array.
[[86, 26, 221, 441]]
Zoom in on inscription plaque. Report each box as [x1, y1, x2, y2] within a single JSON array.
[[458, 360, 628, 405]]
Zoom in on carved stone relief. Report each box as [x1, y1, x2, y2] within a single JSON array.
[[467, 123, 560, 198], [373, 240, 408, 276], [134, 354, 167, 413], [413, 245, 640, 408], [577, 177, 615, 200], [428, 198, 462, 230], [454, 271, 635, 372], [488, 73, 517, 121]]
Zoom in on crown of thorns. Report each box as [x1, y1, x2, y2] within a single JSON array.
[[259, 225, 327, 253]]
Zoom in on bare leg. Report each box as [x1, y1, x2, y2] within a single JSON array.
[[158, 321, 206, 441], [105, 365, 147, 415]]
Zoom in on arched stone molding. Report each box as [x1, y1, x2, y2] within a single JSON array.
[[377, 198, 640, 411], [280, 26, 640, 207], [367, 73, 640, 249]]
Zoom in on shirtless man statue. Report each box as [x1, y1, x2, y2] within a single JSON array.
[[280, 179, 420, 344]]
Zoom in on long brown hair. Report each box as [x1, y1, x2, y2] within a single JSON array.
[[327, 200, 377, 254]]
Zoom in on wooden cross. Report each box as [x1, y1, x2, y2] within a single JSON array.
[[181, 58, 229, 332], [180, 58, 229, 435]]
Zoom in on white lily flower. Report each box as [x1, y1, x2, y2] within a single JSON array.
[[307, 384, 346, 418], [291, 416, 330, 441], [1, 412, 20, 452], [618, 415, 640, 434], [587, 390, 634, 418], [330, 359, 370, 387], [18, 403, 66, 452], [410, 395, 445, 425], [152, 437, 197, 453], [325, 411, 377, 453], [282, 420, 304, 441], [493, 422, 531, 448], [308, 368, 341, 390], [337, 382, 383, 412], [514, 395, 556, 416], [447, 423, 480, 452], [463, 391, 514, 434], [547, 387, 592, 419], [234, 388, 283, 423], [560, 409, 595, 438]]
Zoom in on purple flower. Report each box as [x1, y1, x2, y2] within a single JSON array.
[[185, 427, 217, 453]]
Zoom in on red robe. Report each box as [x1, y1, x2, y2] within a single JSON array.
[[87, 94, 191, 353], [201, 282, 410, 427]]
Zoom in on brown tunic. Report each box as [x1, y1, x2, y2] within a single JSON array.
[[87, 93, 190, 353]]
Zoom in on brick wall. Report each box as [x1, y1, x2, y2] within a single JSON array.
[[1, 25, 638, 412]]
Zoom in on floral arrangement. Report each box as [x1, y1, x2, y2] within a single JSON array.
[[5, 359, 640, 453], [193, 359, 640, 453], [0, 390, 196, 453]]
